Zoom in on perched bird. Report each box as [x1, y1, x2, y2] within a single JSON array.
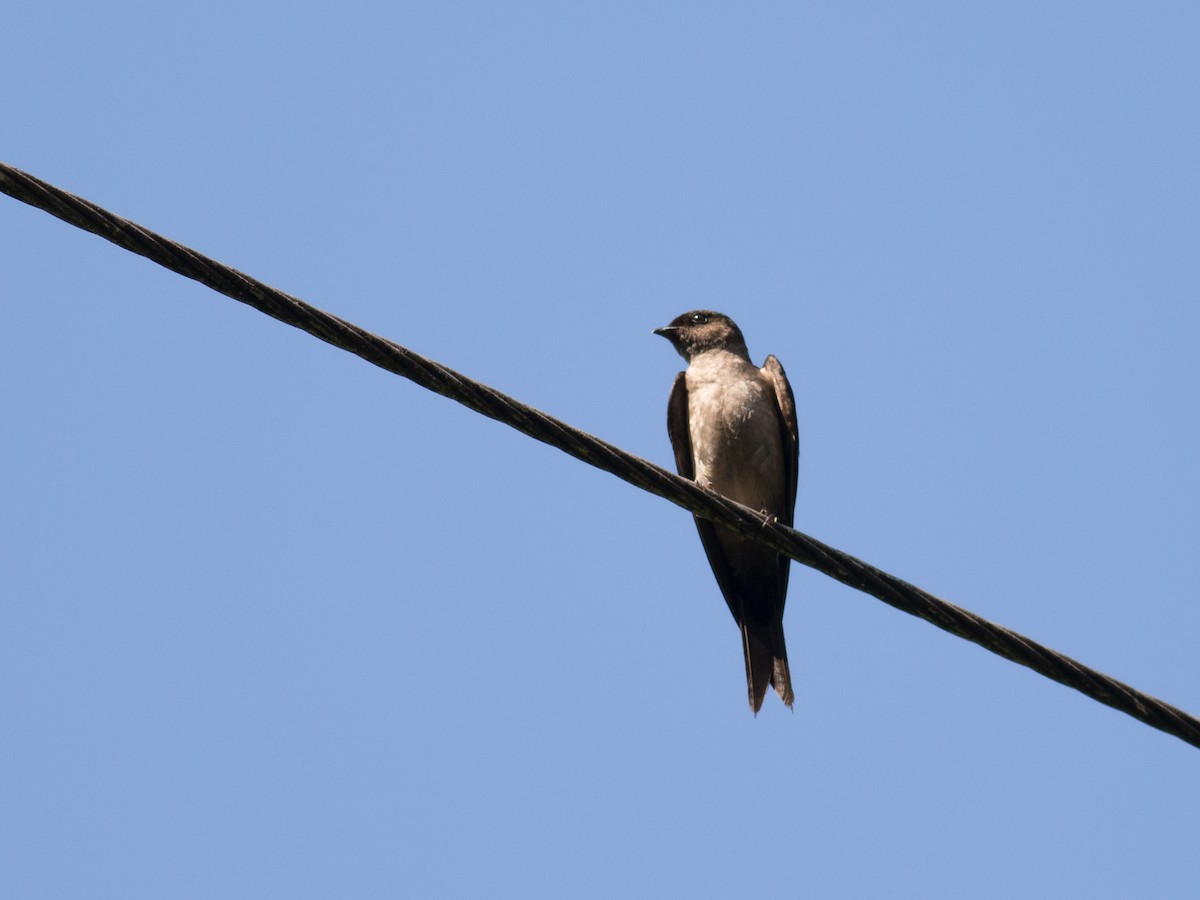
[[654, 311, 799, 713]]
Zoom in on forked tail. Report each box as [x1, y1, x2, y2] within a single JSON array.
[[741, 617, 794, 714]]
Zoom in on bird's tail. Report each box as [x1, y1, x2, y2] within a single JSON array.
[[742, 618, 794, 714]]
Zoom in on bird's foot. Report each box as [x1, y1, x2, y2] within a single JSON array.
[[759, 510, 777, 528]]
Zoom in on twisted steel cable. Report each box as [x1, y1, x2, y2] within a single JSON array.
[[3, 161, 1196, 749]]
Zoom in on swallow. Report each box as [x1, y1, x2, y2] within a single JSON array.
[[654, 311, 799, 713]]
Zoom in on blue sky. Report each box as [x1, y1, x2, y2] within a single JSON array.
[[3, 3, 1198, 897]]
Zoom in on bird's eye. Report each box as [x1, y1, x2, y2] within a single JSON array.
[[690, 313, 709, 324]]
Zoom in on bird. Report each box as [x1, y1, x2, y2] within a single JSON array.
[[654, 311, 799, 714]]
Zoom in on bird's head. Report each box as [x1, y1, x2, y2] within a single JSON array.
[[654, 310, 748, 362]]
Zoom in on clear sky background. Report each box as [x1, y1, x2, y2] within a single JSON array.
[[2, 3, 1198, 898]]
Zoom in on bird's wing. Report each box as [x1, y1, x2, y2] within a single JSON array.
[[667, 370, 742, 622], [762, 354, 800, 603], [761, 355, 799, 526], [665, 372, 694, 480]]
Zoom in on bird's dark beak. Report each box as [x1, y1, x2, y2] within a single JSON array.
[[653, 326, 677, 338]]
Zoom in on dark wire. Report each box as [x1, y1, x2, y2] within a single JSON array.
[[3, 161, 1196, 749]]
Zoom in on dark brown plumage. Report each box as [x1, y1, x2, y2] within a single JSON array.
[[654, 311, 799, 713]]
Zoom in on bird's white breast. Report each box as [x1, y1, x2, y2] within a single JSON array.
[[685, 350, 785, 512]]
